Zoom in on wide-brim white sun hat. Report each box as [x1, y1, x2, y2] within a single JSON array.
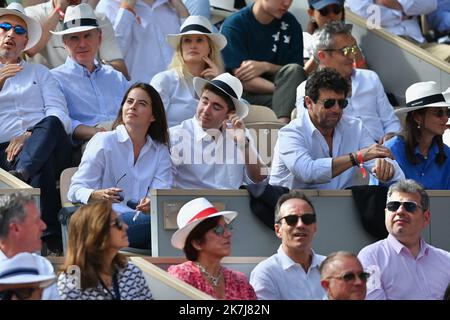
[[0, 2, 42, 51], [193, 72, 249, 119], [50, 3, 99, 36], [395, 81, 450, 115], [166, 15, 227, 50], [0, 252, 56, 289], [171, 197, 238, 250]]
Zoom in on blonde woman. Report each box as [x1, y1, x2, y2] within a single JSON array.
[[57, 201, 152, 300], [151, 15, 227, 127]]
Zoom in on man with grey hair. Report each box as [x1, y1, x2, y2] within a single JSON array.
[[296, 21, 401, 144], [0, 193, 59, 299], [358, 179, 450, 299], [250, 190, 326, 299], [320, 251, 368, 300]]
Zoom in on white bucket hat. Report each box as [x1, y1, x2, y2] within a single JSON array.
[[395, 81, 450, 115], [0, 3, 42, 51], [50, 4, 99, 36], [194, 72, 250, 119], [171, 197, 238, 250], [0, 253, 56, 289], [166, 15, 227, 50]]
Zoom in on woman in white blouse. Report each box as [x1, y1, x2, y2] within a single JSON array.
[[68, 83, 172, 249], [151, 15, 227, 127]]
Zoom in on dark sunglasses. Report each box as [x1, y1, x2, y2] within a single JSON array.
[[212, 223, 233, 237], [430, 108, 450, 118], [0, 22, 27, 35], [331, 271, 370, 283], [318, 98, 348, 109], [1, 287, 38, 300], [278, 213, 316, 226], [386, 201, 422, 213], [318, 4, 343, 16], [111, 217, 124, 230]]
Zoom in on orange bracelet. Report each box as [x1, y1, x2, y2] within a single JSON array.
[[356, 151, 366, 178]]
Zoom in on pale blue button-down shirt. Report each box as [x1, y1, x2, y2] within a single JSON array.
[[250, 245, 326, 300], [358, 234, 450, 300], [68, 125, 173, 214], [51, 57, 130, 134], [0, 61, 70, 143], [269, 111, 405, 189]]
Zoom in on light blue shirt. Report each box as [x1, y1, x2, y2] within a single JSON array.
[[68, 124, 173, 214], [250, 245, 326, 300], [427, 0, 450, 33], [358, 234, 450, 300], [0, 61, 70, 143], [51, 57, 130, 134], [269, 111, 405, 189]]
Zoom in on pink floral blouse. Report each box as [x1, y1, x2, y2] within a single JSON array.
[[168, 261, 257, 300]]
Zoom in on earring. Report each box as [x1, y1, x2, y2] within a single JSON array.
[[417, 124, 421, 129]]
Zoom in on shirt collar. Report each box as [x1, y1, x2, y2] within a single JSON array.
[[277, 245, 321, 271], [414, 141, 439, 158], [116, 124, 155, 149], [65, 56, 102, 76], [302, 110, 320, 138], [387, 233, 429, 258], [191, 117, 222, 143]]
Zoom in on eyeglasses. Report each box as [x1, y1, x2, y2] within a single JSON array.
[[386, 201, 422, 213], [0, 22, 27, 35], [111, 217, 124, 230], [1, 287, 38, 300], [317, 98, 348, 109], [429, 108, 450, 118], [115, 173, 126, 202], [212, 223, 233, 237], [329, 271, 370, 283], [277, 213, 316, 226], [324, 44, 360, 57], [318, 4, 343, 16]]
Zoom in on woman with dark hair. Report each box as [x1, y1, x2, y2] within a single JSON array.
[[168, 198, 256, 300], [305, 0, 366, 73], [373, 81, 450, 189], [57, 201, 152, 300], [68, 83, 172, 249]]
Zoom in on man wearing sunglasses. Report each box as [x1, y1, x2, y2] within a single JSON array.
[[296, 21, 401, 144], [270, 68, 404, 189], [0, 3, 72, 254], [250, 190, 326, 300], [358, 179, 450, 299], [320, 251, 368, 300]]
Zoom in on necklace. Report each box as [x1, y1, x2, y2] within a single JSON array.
[[196, 262, 222, 287]]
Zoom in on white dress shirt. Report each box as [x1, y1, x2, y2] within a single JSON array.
[[68, 124, 172, 214], [96, 0, 182, 82], [250, 245, 326, 300], [296, 69, 401, 143], [0, 61, 70, 143], [346, 0, 437, 43], [150, 69, 198, 127], [0, 250, 60, 300], [170, 117, 257, 189], [269, 111, 405, 189]]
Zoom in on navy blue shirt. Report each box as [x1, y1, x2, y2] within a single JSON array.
[[373, 135, 450, 190], [220, 4, 303, 70]]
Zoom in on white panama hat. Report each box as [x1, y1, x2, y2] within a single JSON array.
[[0, 2, 42, 51], [0, 253, 56, 289], [166, 15, 227, 50], [395, 81, 450, 115], [193, 72, 249, 119], [171, 197, 238, 250], [50, 3, 99, 36]]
